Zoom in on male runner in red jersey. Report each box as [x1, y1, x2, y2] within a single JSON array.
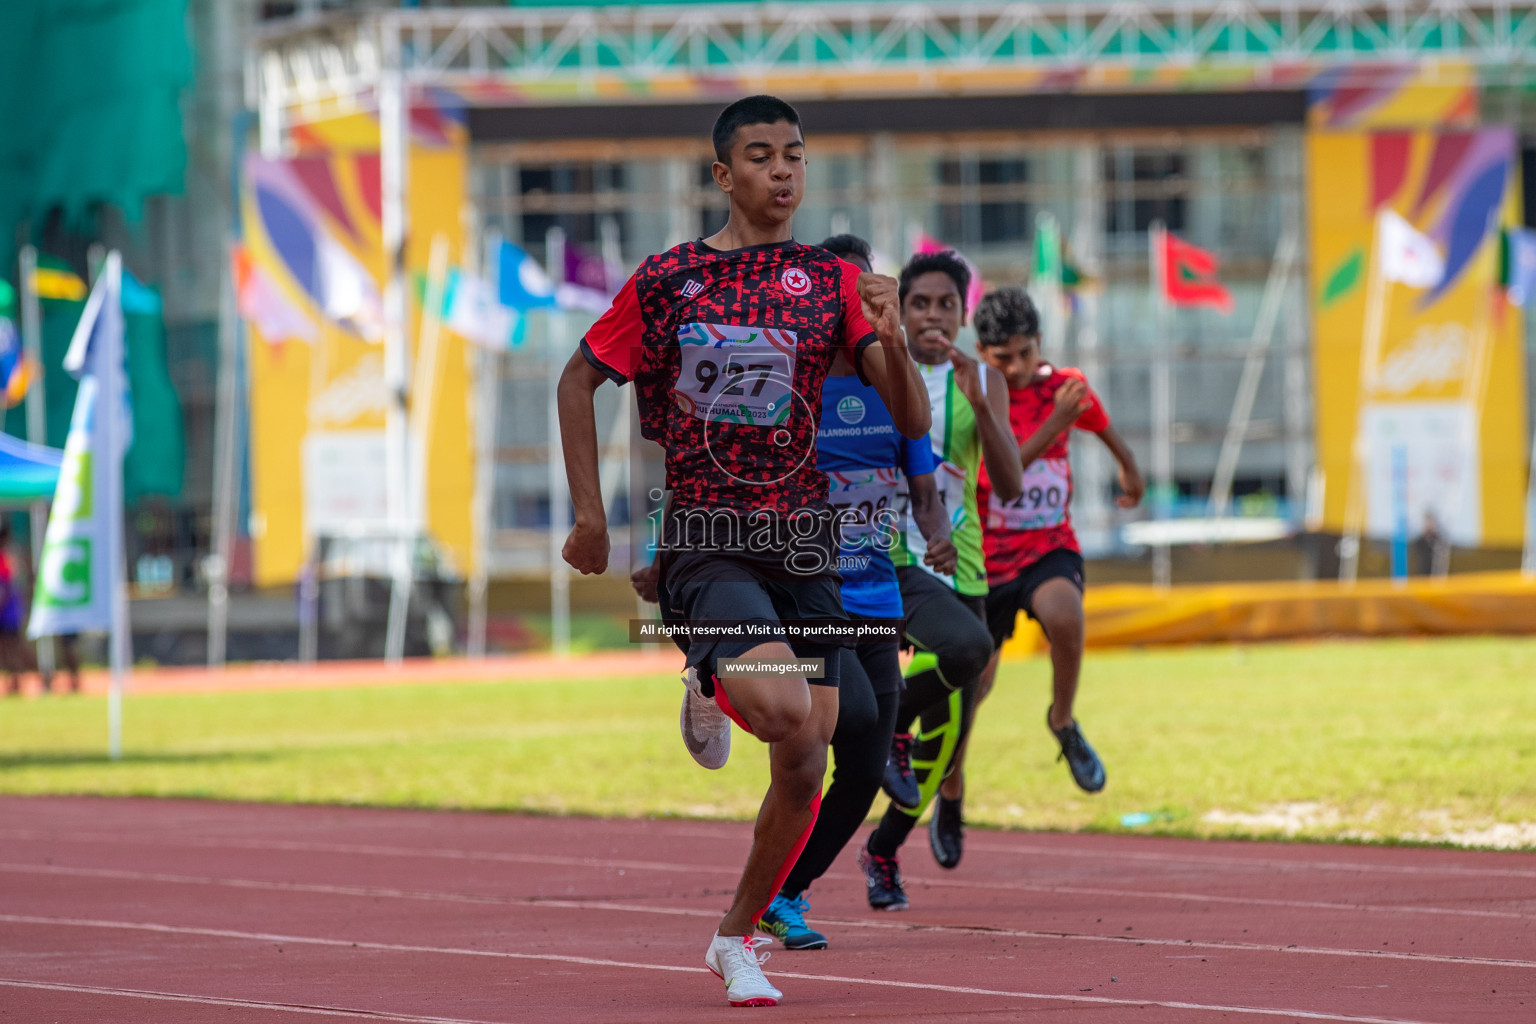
[[938, 287, 1142, 833], [558, 95, 928, 1007]]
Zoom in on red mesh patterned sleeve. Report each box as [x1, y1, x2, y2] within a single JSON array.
[[838, 260, 879, 383], [1062, 367, 1110, 433], [579, 274, 643, 384]]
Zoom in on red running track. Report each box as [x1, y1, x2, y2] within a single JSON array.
[[0, 796, 1531, 1023]]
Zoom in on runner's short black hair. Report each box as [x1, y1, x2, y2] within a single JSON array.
[[819, 234, 873, 267], [898, 251, 971, 311], [712, 95, 803, 163], [974, 287, 1042, 346]]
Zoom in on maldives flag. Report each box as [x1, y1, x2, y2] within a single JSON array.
[[1155, 227, 1234, 314]]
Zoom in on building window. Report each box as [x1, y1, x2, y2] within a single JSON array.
[[1105, 149, 1186, 235], [938, 157, 1029, 246]]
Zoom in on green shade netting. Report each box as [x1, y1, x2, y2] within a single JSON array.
[[2, 258, 184, 500], [0, 0, 191, 265]]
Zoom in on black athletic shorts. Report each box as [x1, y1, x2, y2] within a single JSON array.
[[895, 565, 987, 638], [656, 506, 848, 691], [985, 548, 1085, 649]]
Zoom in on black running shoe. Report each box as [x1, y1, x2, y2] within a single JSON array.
[[928, 795, 964, 869], [882, 732, 921, 809], [857, 841, 909, 911], [1050, 709, 1107, 793]]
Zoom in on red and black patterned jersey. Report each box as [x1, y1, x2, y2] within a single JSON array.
[[979, 365, 1110, 583], [581, 239, 878, 515]]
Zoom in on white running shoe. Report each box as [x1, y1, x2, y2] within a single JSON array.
[[705, 932, 781, 1007], [680, 667, 731, 770]]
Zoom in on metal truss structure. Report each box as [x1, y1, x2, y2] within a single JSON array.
[[252, 1, 1536, 129]]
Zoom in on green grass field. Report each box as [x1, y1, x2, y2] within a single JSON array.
[[2, 636, 1534, 849]]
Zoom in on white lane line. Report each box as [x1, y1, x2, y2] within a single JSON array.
[[4, 834, 1523, 923], [4, 862, 1530, 971], [0, 830, 723, 877], [0, 978, 509, 1023], [0, 914, 1458, 1024], [10, 825, 1534, 884], [566, 824, 1536, 882], [962, 841, 1536, 881], [914, 874, 1534, 921]]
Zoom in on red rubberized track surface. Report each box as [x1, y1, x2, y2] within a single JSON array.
[[1, 796, 1531, 1022]]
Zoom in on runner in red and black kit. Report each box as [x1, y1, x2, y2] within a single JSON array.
[[559, 96, 928, 1008], [942, 287, 1144, 810]]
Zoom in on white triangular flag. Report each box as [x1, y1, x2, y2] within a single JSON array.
[[1377, 210, 1444, 289], [445, 270, 518, 350], [318, 233, 384, 341], [30, 254, 130, 638]]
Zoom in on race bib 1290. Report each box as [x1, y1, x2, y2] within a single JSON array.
[[988, 457, 1070, 531]]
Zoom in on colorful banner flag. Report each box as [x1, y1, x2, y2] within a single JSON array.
[[1505, 228, 1536, 308], [1377, 210, 1444, 288], [33, 266, 88, 302], [317, 233, 384, 342], [554, 239, 617, 314], [445, 269, 519, 350], [29, 253, 131, 638], [1156, 228, 1234, 314], [497, 240, 559, 312], [120, 268, 163, 316], [232, 244, 320, 345], [0, 316, 28, 408], [1033, 216, 1061, 283]]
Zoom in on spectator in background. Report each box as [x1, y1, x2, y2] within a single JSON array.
[[0, 521, 36, 695], [1414, 511, 1450, 578]]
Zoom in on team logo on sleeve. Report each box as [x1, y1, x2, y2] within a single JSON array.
[[780, 267, 812, 297]]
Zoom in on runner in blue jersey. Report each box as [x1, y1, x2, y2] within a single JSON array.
[[757, 235, 957, 951]]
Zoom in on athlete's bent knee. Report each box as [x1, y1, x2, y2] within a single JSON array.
[[748, 692, 814, 743]]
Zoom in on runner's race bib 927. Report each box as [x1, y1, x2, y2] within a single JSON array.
[[674, 323, 797, 425], [988, 457, 1070, 531]]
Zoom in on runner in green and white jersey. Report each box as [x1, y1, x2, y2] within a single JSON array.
[[891, 354, 994, 598], [857, 251, 1024, 910]]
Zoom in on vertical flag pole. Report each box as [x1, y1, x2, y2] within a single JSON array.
[[208, 251, 240, 668], [380, 13, 412, 665], [1340, 212, 1388, 582], [467, 234, 503, 658], [27, 252, 130, 758], [408, 233, 451, 538], [1210, 229, 1297, 517], [1149, 222, 1173, 589], [103, 255, 128, 761], [18, 245, 55, 682], [1071, 144, 1111, 551]]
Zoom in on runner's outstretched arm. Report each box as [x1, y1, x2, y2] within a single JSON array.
[[947, 351, 1023, 503], [1015, 376, 1090, 469], [856, 273, 931, 440], [1096, 423, 1146, 508], [557, 351, 611, 575]]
